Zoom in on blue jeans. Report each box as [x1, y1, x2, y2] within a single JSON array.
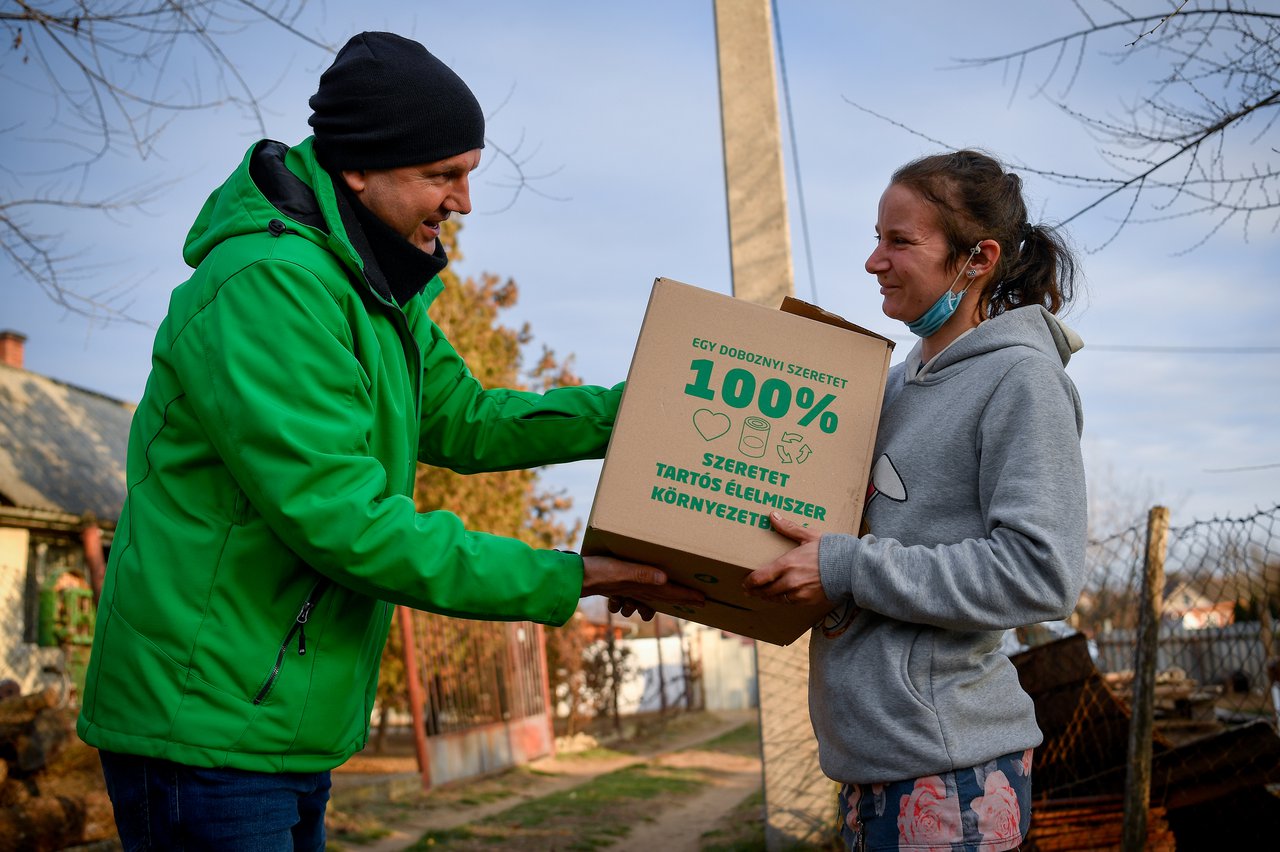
[[99, 751, 331, 851]]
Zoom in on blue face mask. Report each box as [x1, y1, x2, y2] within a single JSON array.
[[905, 247, 980, 338]]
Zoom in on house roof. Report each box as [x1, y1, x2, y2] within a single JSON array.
[[0, 363, 133, 522]]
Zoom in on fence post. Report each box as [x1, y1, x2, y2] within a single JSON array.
[[396, 605, 432, 791], [605, 607, 622, 735], [655, 613, 668, 716], [535, 623, 557, 751], [1122, 505, 1169, 851]]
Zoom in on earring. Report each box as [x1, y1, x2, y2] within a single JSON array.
[[965, 269, 977, 278]]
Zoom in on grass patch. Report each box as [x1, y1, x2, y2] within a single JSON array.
[[698, 789, 841, 852], [407, 825, 479, 848], [407, 762, 708, 850], [328, 761, 561, 845], [327, 804, 399, 846], [331, 711, 760, 848], [697, 722, 762, 758], [700, 789, 765, 852]]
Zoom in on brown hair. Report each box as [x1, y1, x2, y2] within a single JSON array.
[[891, 149, 1078, 317]]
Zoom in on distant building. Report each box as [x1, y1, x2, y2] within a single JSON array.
[[1164, 580, 1237, 630], [0, 330, 133, 697], [575, 603, 759, 714]]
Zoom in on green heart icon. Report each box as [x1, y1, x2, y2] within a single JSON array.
[[693, 409, 731, 441]]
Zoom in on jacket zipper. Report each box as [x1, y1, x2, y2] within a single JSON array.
[[252, 579, 329, 705]]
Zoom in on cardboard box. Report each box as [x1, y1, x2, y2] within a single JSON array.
[[583, 278, 894, 645]]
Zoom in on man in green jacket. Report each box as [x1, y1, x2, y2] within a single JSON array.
[[77, 31, 700, 850]]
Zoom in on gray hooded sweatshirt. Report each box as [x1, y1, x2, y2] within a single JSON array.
[[812, 305, 1087, 785]]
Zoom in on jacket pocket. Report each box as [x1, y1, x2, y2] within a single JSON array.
[[252, 579, 329, 706]]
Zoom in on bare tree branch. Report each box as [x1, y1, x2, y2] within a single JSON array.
[[1, 192, 155, 325], [852, 1, 1279, 252], [475, 82, 568, 214], [4, 3, 562, 321], [1125, 0, 1190, 46], [1, 0, 332, 322], [1048, 89, 1280, 228]]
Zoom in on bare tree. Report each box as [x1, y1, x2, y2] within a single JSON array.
[[2, 2, 558, 323], [962, 1, 1278, 250], [2, 0, 330, 322], [847, 1, 1278, 252]]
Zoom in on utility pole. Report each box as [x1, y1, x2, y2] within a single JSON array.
[[713, 1, 828, 848], [714, 0, 794, 305]]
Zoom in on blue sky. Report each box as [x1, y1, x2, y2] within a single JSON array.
[[5, 1, 1278, 536]]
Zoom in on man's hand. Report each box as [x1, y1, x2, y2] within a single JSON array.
[[742, 512, 833, 607], [581, 554, 704, 622]]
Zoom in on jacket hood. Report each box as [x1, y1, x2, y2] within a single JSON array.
[[923, 306, 1084, 380], [182, 137, 363, 280]]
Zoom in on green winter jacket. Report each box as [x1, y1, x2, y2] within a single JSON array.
[[77, 138, 620, 772]]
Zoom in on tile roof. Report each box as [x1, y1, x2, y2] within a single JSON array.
[[0, 363, 133, 521]]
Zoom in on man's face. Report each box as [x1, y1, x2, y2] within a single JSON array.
[[341, 149, 481, 254]]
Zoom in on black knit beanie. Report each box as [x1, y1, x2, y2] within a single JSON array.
[[308, 32, 485, 170]]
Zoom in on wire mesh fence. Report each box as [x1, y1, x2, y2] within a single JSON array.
[[1080, 504, 1280, 736], [1019, 502, 1280, 849], [756, 638, 836, 848], [385, 504, 1280, 846], [406, 612, 547, 736]]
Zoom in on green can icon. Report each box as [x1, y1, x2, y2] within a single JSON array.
[[739, 416, 771, 458]]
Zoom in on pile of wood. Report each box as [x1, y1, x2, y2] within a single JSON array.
[[1024, 796, 1176, 851], [1102, 667, 1223, 743], [1014, 635, 1280, 847], [0, 687, 115, 852]]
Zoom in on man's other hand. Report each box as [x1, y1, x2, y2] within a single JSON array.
[[580, 555, 704, 622]]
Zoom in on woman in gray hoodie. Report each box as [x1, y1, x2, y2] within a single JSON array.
[[744, 149, 1087, 851]]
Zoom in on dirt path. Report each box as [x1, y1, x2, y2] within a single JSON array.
[[337, 754, 642, 852], [330, 709, 761, 852], [608, 748, 761, 852]]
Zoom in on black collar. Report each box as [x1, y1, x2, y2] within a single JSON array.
[[330, 172, 448, 307]]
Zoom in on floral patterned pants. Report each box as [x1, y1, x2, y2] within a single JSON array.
[[836, 749, 1032, 851]]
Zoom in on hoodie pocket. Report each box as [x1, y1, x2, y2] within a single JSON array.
[[252, 579, 329, 705], [900, 628, 937, 713]]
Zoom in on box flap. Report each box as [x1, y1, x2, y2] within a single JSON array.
[[780, 296, 896, 348]]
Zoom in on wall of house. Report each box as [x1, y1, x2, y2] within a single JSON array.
[[692, 625, 758, 711], [618, 633, 691, 714], [1, 527, 59, 693], [617, 623, 758, 714]]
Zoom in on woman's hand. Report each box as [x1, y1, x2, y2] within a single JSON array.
[[742, 512, 833, 607]]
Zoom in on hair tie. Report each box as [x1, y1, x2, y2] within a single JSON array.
[[1020, 222, 1034, 240]]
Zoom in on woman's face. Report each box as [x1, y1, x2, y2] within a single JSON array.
[[865, 183, 960, 323]]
